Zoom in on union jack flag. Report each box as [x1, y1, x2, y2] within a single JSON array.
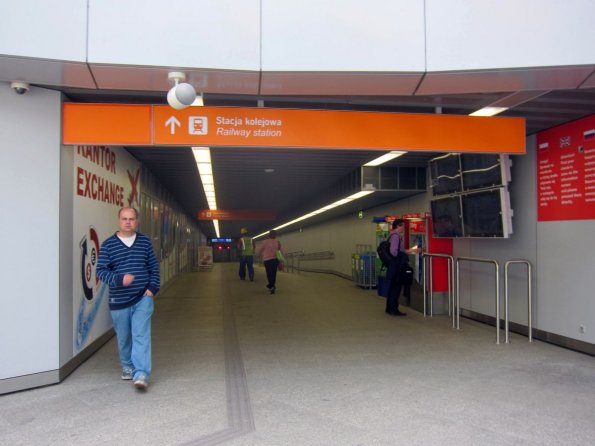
[[559, 136, 571, 148]]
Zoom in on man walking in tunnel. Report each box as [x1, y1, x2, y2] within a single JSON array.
[[238, 227, 255, 281], [96, 207, 160, 390]]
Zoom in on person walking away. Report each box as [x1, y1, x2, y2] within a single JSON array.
[[96, 207, 160, 390], [237, 227, 255, 281], [384, 219, 417, 316], [258, 230, 282, 294]]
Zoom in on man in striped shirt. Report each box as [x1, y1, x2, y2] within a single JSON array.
[[96, 207, 160, 390]]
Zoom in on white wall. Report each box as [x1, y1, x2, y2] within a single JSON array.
[[86, 0, 595, 73], [0, 84, 62, 380], [0, 0, 87, 61], [88, 0, 261, 69], [262, 0, 425, 71], [3, 1, 594, 75], [279, 141, 595, 347], [425, 0, 595, 70]]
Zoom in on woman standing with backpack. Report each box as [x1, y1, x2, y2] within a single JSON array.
[[384, 219, 417, 316]]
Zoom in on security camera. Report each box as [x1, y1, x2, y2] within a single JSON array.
[[11, 81, 29, 95], [167, 71, 196, 110]]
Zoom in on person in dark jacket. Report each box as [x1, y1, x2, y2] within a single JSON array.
[[96, 207, 160, 390], [385, 219, 417, 316]]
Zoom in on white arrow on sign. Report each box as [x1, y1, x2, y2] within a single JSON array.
[[165, 116, 181, 135]]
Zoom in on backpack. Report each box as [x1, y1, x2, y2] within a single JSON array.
[[377, 235, 396, 268]]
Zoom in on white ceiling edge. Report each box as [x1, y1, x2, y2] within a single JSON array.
[[90, 65, 260, 95], [1, 56, 594, 98], [0, 56, 95, 88]]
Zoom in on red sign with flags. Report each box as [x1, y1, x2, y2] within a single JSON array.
[[537, 114, 595, 221]]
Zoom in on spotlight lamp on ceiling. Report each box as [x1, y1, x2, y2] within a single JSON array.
[[167, 71, 197, 110]]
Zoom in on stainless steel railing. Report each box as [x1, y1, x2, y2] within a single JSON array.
[[421, 253, 455, 326], [282, 251, 335, 273], [504, 260, 533, 343], [456, 256, 501, 343], [284, 251, 304, 273]]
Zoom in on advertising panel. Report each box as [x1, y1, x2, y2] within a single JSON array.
[[537, 114, 595, 221], [198, 246, 213, 271], [72, 145, 141, 354]]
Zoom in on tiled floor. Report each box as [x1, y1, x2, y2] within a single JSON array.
[[2, 263, 595, 445]]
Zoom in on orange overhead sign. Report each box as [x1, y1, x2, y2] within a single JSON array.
[[198, 209, 277, 221], [63, 104, 152, 145], [63, 104, 526, 153]]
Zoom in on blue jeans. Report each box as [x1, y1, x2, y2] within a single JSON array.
[[110, 296, 154, 381], [239, 255, 254, 280]]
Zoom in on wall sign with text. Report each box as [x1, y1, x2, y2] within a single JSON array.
[[63, 104, 526, 154], [537, 114, 595, 221]]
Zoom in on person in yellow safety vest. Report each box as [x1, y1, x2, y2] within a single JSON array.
[[237, 228, 255, 281]]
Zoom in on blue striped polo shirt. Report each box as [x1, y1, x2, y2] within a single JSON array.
[[96, 232, 160, 310]]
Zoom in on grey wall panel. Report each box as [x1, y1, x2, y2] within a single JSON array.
[[537, 219, 594, 342], [0, 84, 61, 380], [59, 144, 74, 368]]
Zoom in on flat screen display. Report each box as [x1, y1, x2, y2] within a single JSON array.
[[430, 196, 463, 237], [429, 154, 462, 196], [461, 154, 503, 191], [462, 189, 504, 237]]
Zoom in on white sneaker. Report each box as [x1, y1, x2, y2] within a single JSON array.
[[133, 376, 148, 390], [121, 368, 133, 380]]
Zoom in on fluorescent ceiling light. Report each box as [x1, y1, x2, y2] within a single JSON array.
[[192, 147, 210, 163], [347, 190, 375, 200], [469, 107, 508, 117], [192, 146, 219, 237], [197, 163, 212, 176], [254, 190, 376, 238], [200, 174, 214, 185], [191, 93, 204, 107], [364, 151, 407, 166]]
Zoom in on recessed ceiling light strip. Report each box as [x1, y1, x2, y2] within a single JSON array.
[[364, 151, 407, 167], [192, 146, 220, 237], [254, 190, 375, 239]]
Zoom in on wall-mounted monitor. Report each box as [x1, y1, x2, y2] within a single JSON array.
[[461, 154, 510, 191], [430, 196, 463, 238], [428, 153, 514, 238], [429, 153, 462, 196], [461, 189, 512, 238]]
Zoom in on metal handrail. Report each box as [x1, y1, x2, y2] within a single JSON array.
[[421, 253, 454, 326], [284, 250, 304, 273], [455, 256, 501, 343], [504, 260, 533, 343], [299, 250, 334, 261], [295, 251, 334, 273]]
